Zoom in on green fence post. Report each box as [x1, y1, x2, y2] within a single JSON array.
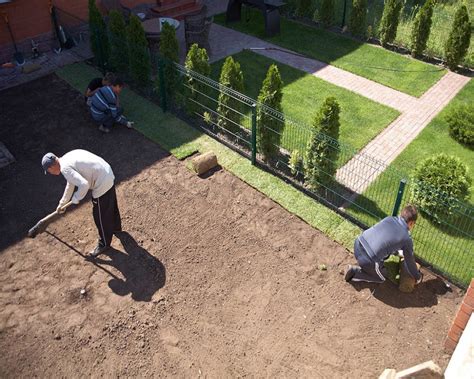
[[341, 0, 347, 28], [158, 58, 167, 113], [251, 103, 257, 165], [392, 179, 407, 216]]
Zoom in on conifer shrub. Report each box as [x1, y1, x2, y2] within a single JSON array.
[[305, 97, 341, 190], [217, 57, 244, 135], [184, 44, 211, 116], [89, 0, 109, 69], [445, 5, 471, 70], [410, 0, 434, 58], [379, 0, 403, 47], [108, 10, 128, 73], [411, 154, 471, 222], [319, 0, 335, 28], [126, 15, 151, 87], [256, 64, 284, 162], [159, 22, 180, 97], [349, 0, 368, 37], [295, 0, 312, 18]]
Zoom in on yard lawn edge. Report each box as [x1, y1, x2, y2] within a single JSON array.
[[56, 63, 361, 252]]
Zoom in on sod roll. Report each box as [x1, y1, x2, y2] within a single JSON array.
[[191, 151, 218, 175], [398, 259, 421, 293]]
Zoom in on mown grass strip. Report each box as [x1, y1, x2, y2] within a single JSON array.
[[57, 62, 361, 251]]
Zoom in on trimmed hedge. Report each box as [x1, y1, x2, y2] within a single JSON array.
[[445, 104, 474, 147]]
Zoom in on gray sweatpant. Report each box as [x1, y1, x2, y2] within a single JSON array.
[[352, 238, 387, 283]]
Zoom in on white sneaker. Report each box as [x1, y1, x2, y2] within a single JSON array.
[[126, 121, 134, 129]]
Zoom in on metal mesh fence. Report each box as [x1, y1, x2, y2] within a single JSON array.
[[88, 20, 473, 287]]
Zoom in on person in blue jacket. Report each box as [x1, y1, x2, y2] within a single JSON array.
[[345, 204, 422, 284], [90, 76, 134, 133]]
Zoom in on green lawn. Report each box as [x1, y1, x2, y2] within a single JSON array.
[[56, 62, 361, 252], [346, 78, 474, 286], [214, 10, 446, 97], [210, 50, 399, 163]]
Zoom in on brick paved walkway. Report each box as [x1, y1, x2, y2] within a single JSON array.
[[208, 24, 471, 194]]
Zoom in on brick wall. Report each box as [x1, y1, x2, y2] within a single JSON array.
[[445, 278, 474, 352], [0, 0, 88, 63]]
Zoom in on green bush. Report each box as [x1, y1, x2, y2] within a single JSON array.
[[295, 0, 312, 18], [349, 0, 368, 37], [379, 0, 403, 47], [126, 15, 151, 87], [159, 22, 180, 98], [445, 5, 471, 70], [319, 0, 335, 28], [184, 44, 211, 116], [257, 64, 284, 162], [107, 10, 128, 73], [217, 57, 244, 135], [410, 0, 434, 57], [304, 97, 341, 190], [89, 0, 109, 69], [411, 154, 472, 222], [289, 149, 303, 176], [445, 104, 474, 147]]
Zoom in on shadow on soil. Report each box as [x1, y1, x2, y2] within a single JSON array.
[[350, 277, 453, 308], [92, 232, 166, 302], [0, 74, 178, 252]]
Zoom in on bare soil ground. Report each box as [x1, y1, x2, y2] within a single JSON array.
[[0, 75, 462, 378]]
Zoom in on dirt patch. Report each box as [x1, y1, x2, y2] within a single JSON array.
[[0, 75, 461, 378]]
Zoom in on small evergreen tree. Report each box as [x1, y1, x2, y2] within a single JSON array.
[[256, 64, 284, 162], [319, 0, 335, 28], [159, 22, 180, 97], [445, 5, 471, 70], [349, 0, 368, 37], [126, 15, 151, 87], [108, 10, 128, 73], [217, 57, 244, 135], [305, 97, 341, 190], [185, 44, 211, 116], [379, 0, 403, 47], [295, 0, 312, 18], [89, 0, 109, 69], [410, 0, 434, 57]]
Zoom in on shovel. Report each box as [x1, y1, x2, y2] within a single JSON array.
[[2, 12, 25, 65], [28, 202, 73, 238]]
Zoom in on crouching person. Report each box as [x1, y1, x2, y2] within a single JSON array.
[[345, 204, 422, 284], [90, 76, 134, 134]]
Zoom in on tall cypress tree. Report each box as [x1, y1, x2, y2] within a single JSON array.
[[349, 0, 368, 37], [159, 22, 180, 98], [256, 64, 284, 162], [185, 44, 211, 116], [445, 5, 471, 70], [379, 0, 403, 47], [108, 10, 128, 73], [410, 0, 434, 58], [319, 0, 335, 28], [126, 15, 151, 87], [305, 97, 341, 190], [217, 57, 244, 135], [88, 0, 109, 69]]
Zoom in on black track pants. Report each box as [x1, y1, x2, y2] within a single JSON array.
[[92, 185, 121, 247]]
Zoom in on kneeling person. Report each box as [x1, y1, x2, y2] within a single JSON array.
[[345, 204, 422, 284], [84, 72, 115, 107], [42, 149, 122, 257], [90, 76, 134, 133]]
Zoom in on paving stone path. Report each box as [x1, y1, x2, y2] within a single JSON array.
[[207, 24, 471, 194]]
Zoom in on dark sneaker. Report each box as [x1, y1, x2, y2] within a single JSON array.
[[99, 125, 110, 133], [345, 265, 356, 282], [90, 244, 109, 257]]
